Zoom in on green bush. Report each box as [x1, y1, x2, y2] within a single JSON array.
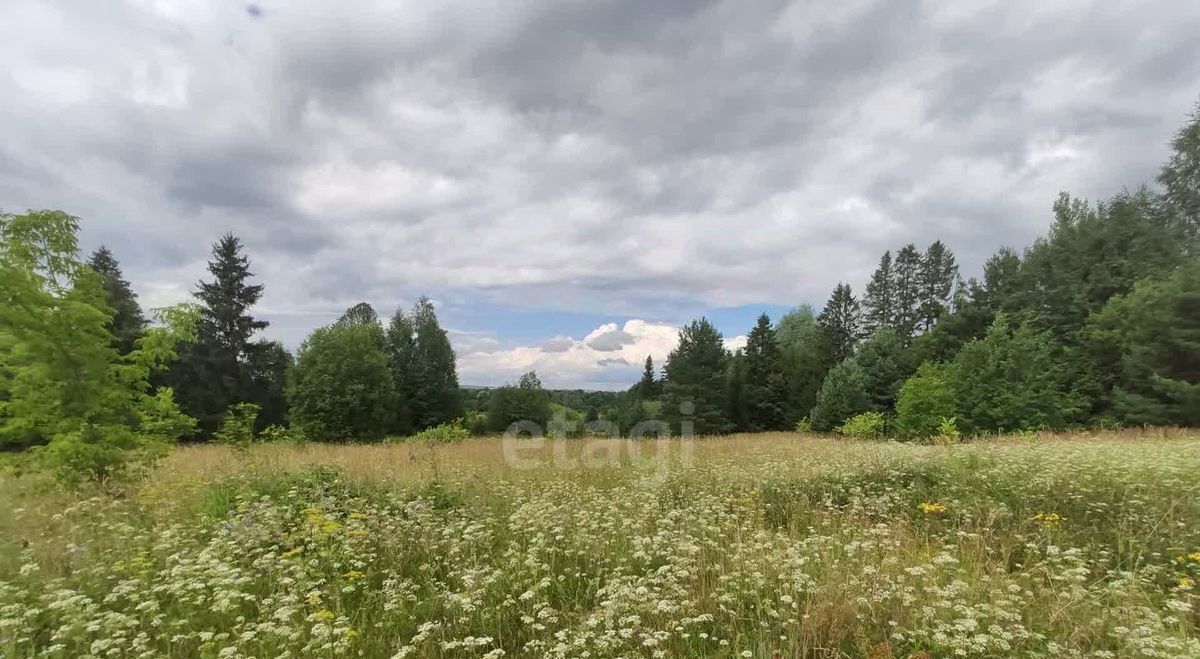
[[809, 360, 869, 431], [411, 419, 471, 443], [836, 411, 887, 439], [934, 416, 961, 445], [895, 363, 957, 439], [794, 417, 813, 433], [214, 403, 259, 451], [258, 424, 304, 444]]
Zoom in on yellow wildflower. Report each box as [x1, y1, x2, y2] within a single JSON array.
[[1179, 577, 1193, 589], [312, 609, 335, 622], [919, 502, 947, 514], [344, 570, 364, 581], [1189, 552, 1200, 563], [280, 547, 304, 559]]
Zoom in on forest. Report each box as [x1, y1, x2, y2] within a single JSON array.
[[2, 102, 1198, 482]]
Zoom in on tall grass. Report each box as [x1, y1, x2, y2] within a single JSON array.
[[1, 430, 1198, 657]]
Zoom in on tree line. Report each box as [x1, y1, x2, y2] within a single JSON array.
[[2, 101, 1198, 480]]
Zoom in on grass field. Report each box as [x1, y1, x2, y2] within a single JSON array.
[[2, 430, 1200, 658]]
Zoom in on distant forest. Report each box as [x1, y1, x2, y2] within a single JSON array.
[[2, 100, 1198, 479]]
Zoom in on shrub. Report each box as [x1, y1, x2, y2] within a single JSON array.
[[809, 360, 869, 431], [214, 403, 259, 451], [836, 411, 887, 439], [895, 363, 957, 439], [258, 424, 304, 444], [410, 419, 471, 444], [794, 417, 813, 433], [934, 416, 961, 445]]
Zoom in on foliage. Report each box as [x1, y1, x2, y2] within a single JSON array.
[[410, 419, 472, 443], [934, 416, 961, 445], [167, 233, 273, 436], [213, 402, 260, 451], [775, 306, 827, 424], [895, 362, 957, 440], [854, 329, 910, 412], [487, 371, 552, 433], [836, 411, 887, 439], [816, 283, 862, 365], [288, 323, 397, 441], [87, 246, 146, 354], [1084, 260, 1200, 426], [950, 316, 1082, 434], [258, 424, 301, 444], [809, 359, 869, 432], [794, 417, 812, 432], [741, 313, 789, 431], [385, 298, 462, 434], [0, 210, 197, 482], [663, 318, 733, 435]]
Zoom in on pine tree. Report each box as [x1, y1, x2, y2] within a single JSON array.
[[817, 283, 862, 365], [891, 244, 922, 341], [663, 318, 733, 435], [88, 246, 146, 355], [918, 240, 959, 332], [864, 251, 895, 333], [170, 233, 268, 436], [742, 313, 788, 430]]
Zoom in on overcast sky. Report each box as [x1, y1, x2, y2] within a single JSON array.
[[3, 1, 1199, 389]]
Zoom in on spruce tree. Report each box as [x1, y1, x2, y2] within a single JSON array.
[[809, 359, 869, 432], [742, 313, 788, 430], [662, 318, 733, 435], [726, 349, 749, 431], [635, 355, 659, 399], [171, 233, 268, 435], [891, 244, 922, 341], [88, 246, 146, 355], [864, 251, 895, 333], [817, 283, 862, 365], [918, 240, 959, 332]]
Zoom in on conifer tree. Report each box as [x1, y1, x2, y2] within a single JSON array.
[[385, 309, 417, 434], [918, 240, 959, 332], [742, 313, 788, 430], [1158, 98, 1200, 249], [817, 283, 862, 365], [408, 297, 462, 430], [88, 246, 146, 355], [170, 233, 269, 436], [635, 355, 659, 399], [891, 244, 922, 341], [864, 251, 895, 333], [663, 318, 733, 435]]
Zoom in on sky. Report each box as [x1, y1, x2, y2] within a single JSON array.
[[3, 1, 1199, 390]]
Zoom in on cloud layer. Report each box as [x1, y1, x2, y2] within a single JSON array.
[[3, 0, 1199, 387]]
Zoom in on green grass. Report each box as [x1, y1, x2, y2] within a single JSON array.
[[1, 431, 1199, 657]]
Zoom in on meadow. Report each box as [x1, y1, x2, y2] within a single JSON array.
[[2, 430, 1199, 658]]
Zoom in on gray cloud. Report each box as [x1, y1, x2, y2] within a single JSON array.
[[586, 329, 635, 352], [541, 336, 574, 353], [3, 0, 1200, 364], [597, 357, 631, 368]]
